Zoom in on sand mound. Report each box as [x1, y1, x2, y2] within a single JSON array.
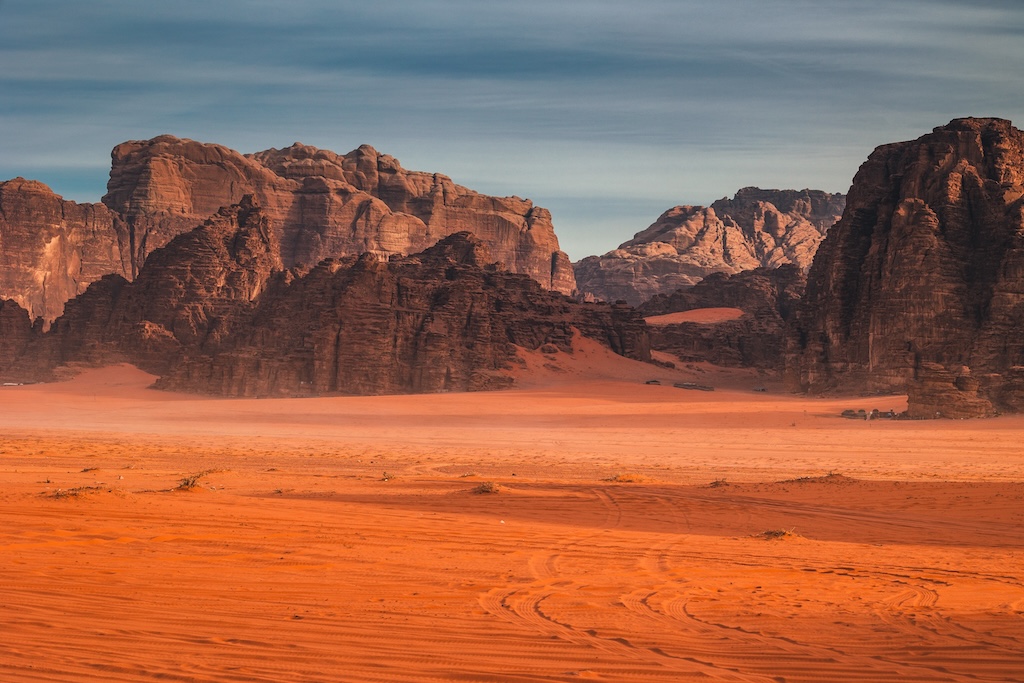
[[645, 307, 745, 325]]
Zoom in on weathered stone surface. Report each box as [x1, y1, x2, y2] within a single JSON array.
[[792, 117, 1024, 415], [574, 188, 844, 305], [0, 298, 40, 380], [0, 178, 128, 322], [905, 363, 996, 419], [157, 231, 645, 397], [638, 265, 804, 371], [103, 136, 575, 292], [0, 137, 575, 324], [3, 203, 646, 396]]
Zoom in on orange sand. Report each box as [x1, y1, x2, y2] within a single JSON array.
[[645, 307, 745, 324], [2, 358, 1023, 682]]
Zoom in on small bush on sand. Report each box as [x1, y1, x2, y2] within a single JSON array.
[[607, 473, 648, 483], [753, 528, 801, 540], [177, 471, 211, 490], [473, 481, 503, 494]]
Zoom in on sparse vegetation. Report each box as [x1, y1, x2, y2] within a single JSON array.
[[754, 528, 801, 540], [779, 472, 850, 485], [472, 481, 503, 494], [177, 470, 212, 490], [47, 486, 104, 499], [707, 478, 729, 488], [607, 473, 648, 483]]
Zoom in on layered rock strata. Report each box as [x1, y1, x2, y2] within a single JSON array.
[[574, 188, 844, 305], [638, 265, 804, 371], [0, 178, 128, 323], [103, 136, 575, 292], [2, 201, 646, 396], [0, 137, 575, 322], [793, 117, 1024, 416]]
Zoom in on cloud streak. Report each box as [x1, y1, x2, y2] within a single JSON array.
[[1, 0, 1022, 258]]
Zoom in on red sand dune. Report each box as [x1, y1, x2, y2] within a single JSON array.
[[1, 360, 1023, 682], [645, 307, 745, 324]]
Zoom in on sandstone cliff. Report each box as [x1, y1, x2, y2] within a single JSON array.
[[103, 135, 575, 292], [638, 265, 804, 371], [792, 118, 1024, 417], [0, 137, 575, 323], [2, 201, 646, 396], [0, 178, 129, 323], [574, 188, 844, 305]]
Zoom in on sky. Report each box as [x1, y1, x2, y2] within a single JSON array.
[[2, 1, 1023, 260]]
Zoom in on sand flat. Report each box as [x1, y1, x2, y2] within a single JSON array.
[[645, 307, 745, 324], [2, 364, 1023, 682]]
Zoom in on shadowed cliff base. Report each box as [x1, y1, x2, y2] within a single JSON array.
[[791, 118, 1024, 418]]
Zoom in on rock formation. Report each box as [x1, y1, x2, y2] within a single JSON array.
[[0, 298, 39, 381], [638, 265, 804, 371], [2, 200, 646, 396], [792, 117, 1024, 417], [0, 136, 575, 323], [103, 135, 575, 292], [574, 187, 844, 305], [0, 178, 128, 323]]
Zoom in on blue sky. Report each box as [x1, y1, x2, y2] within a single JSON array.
[[2, 1, 1023, 259]]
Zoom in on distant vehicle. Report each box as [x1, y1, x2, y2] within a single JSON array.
[[674, 381, 714, 392], [752, 386, 766, 392], [2, 382, 23, 387], [644, 379, 662, 385]]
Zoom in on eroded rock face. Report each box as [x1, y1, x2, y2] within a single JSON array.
[[793, 118, 1024, 416], [159, 232, 645, 397], [0, 298, 39, 381], [3, 202, 646, 396], [574, 188, 844, 305], [0, 137, 575, 324], [0, 179, 129, 322], [103, 136, 575, 293], [638, 265, 805, 371]]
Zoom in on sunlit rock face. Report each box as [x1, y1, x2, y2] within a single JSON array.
[[792, 118, 1024, 417], [0, 136, 576, 324], [1, 202, 647, 396], [574, 187, 844, 305], [0, 178, 129, 323], [103, 136, 575, 293]]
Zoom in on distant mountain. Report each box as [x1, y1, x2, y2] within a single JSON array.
[[574, 187, 845, 305]]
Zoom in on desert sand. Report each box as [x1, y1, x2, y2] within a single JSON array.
[[644, 307, 746, 325], [2, 348, 1023, 682]]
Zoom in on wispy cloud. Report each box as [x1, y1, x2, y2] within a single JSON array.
[[1, 0, 1022, 258]]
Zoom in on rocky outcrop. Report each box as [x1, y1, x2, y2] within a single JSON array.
[[905, 363, 997, 419], [0, 298, 40, 381], [0, 179, 129, 323], [574, 188, 844, 305], [638, 265, 804, 371], [3, 201, 646, 396], [793, 117, 1024, 416], [103, 135, 575, 292], [159, 232, 645, 397], [0, 137, 575, 324]]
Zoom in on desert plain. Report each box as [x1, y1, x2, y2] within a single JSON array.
[[2, 343, 1023, 682]]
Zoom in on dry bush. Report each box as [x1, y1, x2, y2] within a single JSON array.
[[607, 473, 648, 483], [753, 528, 802, 540]]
